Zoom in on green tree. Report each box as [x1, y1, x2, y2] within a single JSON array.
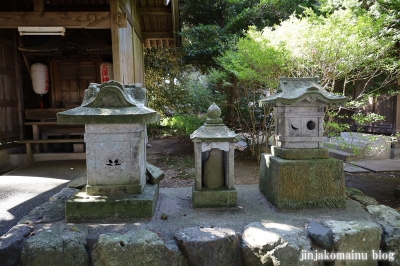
[[215, 7, 399, 157]]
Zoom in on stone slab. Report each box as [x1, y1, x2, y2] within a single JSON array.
[[65, 184, 159, 222], [350, 159, 400, 172], [343, 163, 370, 173], [272, 146, 329, 160], [259, 154, 346, 209], [192, 185, 237, 208]]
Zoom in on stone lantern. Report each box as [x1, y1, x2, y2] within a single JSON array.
[[258, 77, 347, 209], [57, 81, 161, 221], [190, 103, 238, 208]]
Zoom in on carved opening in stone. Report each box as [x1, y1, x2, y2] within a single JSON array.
[[106, 159, 121, 166], [307, 120, 316, 130], [201, 148, 225, 189]]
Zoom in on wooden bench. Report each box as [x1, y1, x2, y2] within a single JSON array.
[[17, 139, 85, 163]]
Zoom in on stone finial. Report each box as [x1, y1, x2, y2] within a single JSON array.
[[190, 103, 237, 142], [206, 103, 222, 124]]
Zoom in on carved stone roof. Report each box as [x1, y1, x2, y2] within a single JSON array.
[[190, 103, 237, 142], [259, 77, 348, 107], [57, 81, 160, 124]]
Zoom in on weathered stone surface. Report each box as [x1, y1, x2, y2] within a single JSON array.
[[346, 187, 364, 196], [174, 227, 239, 266], [92, 229, 186, 266], [349, 194, 379, 206], [367, 205, 400, 265], [241, 222, 314, 266], [57, 81, 160, 124], [18, 187, 78, 224], [323, 220, 382, 265], [66, 184, 159, 222], [146, 163, 164, 184], [272, 147, 329, 160], [0, 224, 33, 266], [307, 221, 333, 250], [192, 185, 237, 208], [19, 224, 88, 266], [68, 176, 87, 189], [259, 154, 346, 209], [394, 188, 400, 199]]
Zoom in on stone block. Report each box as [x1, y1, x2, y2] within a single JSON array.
[[307, 221, 333, 250], [394, 188, 400, 199], [192, 184, 237, 208], [174, 227, 239, 266], [18, 187, 79, 224], [146, 163, 164, 184], [92, 229, 186, 266], [0, 224, 33, 266], [19, 224, 88, 266], [367, 205, 400, 265], [323, 220, 382, 266], [272, 146, 329, 160], [349, 194, 379, 206], [259, 154, 346, 209], [241, 222, 313, 266], [65, 184, 159, 222], [68, 176, 87, 189]]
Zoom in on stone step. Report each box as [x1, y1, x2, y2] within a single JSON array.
[[328, 148, 356, 162]]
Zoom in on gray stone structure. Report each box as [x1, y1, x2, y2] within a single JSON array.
[[57, 81, 161, 221], [259, 77, 347, 209], [190, 103, 238, 208]]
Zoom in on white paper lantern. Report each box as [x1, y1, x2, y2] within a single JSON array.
[[31, 63, 49, 95], [100, 62, 113, 83]]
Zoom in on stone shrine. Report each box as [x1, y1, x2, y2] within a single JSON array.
[[190, 103, 238, 208], [259, 77, 348, 209], [57, 81, 161, 221]]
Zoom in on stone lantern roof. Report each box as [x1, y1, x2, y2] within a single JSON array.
[[190, 103, 237, 142], [57, 81, 160, 124], [259, 77, 347, 107]]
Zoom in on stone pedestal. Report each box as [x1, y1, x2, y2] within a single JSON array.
[[260, 147, 346, 209]]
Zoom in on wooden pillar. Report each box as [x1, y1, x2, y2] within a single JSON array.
[[13, 31, 25, 140]]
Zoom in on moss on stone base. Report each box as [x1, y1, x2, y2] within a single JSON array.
[[192, 185, 237, 208], [65, 184, 159, 222], [259, 154, 345, 209]]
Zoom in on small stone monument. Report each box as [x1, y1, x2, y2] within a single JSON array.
[[190, 103, 238, 208], [259, 77, 347, 209], [57, 81, 161, 221]]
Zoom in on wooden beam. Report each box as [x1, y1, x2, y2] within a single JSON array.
[[137, 7, 171, 15], [0, 131, 20, 139], [118, 1, 143, 42], [0, 67, 15, 77], [0, 12, 111, 29], [0, 100, 18, 107], [34, 0, 44, 13], [142, 32, 173, 39]]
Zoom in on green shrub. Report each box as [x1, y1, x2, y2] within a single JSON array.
[[148, 115, 206, 138]]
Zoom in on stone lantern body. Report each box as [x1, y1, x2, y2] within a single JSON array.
[[57, 81, 161, 221], [190, 103, 237, 208], [258, 77, 347, 209]]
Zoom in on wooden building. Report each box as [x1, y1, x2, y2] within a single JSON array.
[[0, 0, 179, 171]]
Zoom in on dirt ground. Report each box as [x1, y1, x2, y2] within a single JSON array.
[[146, 137, 400, 210]]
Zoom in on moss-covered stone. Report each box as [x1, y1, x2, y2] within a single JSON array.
[[192, 185, 237, 208], [272, 146, 329, 160], [259, 154, 346, 209], [65, 184, 159, 222]]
